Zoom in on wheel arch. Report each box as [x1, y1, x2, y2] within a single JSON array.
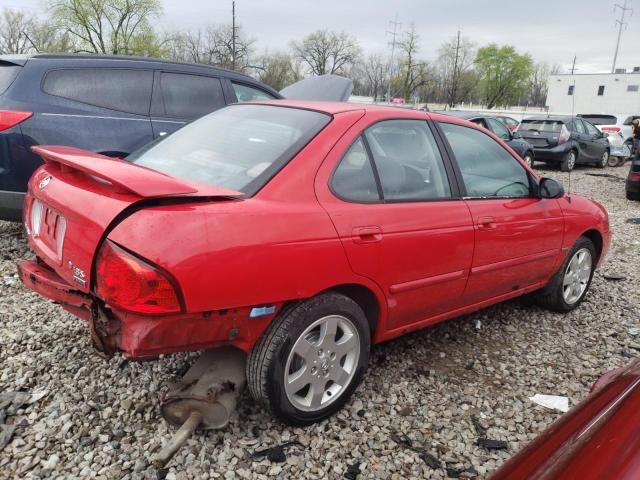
[[581, 229, 603, 263], [322, 283, 382, 337]]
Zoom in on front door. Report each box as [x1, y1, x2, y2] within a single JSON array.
[[316, 116, 474, 331], [437, 121, 564, 304]]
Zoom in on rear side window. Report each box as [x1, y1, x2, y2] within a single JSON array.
[[43, 68, 152, 115], [440, 122, 531, 199], [519, 120, 564, 133], [486, 117, 511, 141], [158, 73, 225, 119], [332, 137, 380, 202], [232, 82, 276, 102], [0, 65, 21, 94]]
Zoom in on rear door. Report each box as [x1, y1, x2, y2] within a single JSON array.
[[29, 67, 154, 158], [317, 114, 474, 332], [150, 71, 227, 138], [438, 121, 564, 303]]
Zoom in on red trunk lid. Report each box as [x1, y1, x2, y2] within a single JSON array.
[[25, 146, 242, 292]]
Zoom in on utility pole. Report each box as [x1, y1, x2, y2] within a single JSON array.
[[386, 14, 401, 103], [449, 29, 461, 107], [612, 0, 633, 73], [232, 1, 237, 71]]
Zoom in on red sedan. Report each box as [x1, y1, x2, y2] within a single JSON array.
[[492, 358, 640, 479], [18, 101, 610, 425]]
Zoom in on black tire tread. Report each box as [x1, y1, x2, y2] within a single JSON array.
[[246, 293, 366, 420], [537, 237, 596, 313]]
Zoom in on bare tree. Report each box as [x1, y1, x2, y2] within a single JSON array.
[[397, 25, 429, 100], [528, 62, 561, 107], [437, 33, 476, 106], [0, 8, 35, 54], [51, 0, 162, 55], [291, 30, 360, 76], [360, 53, 387, 101]]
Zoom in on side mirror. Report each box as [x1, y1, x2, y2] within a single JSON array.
[[602, 132, 609, 139], [511, 131, 521, 139], [539, 177, 565, 199]]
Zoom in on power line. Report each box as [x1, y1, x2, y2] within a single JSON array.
[[385, 14, 401, 102], [612, 0, 633, 73]]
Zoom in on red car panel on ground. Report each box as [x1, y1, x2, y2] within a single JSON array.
[[491, 359, 640, 480]]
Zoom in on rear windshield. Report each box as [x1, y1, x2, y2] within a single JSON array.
[[129, 104, 330, 195], [579, 115, 617, 125], [0, 65, 21, 94], [519, 120, 564, 133]]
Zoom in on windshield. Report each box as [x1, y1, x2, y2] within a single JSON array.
[[519, 120, 564, 133], [129, 104, 330, 195]]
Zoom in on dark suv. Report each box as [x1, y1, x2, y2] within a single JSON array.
[[0, 54, 281, 221], [518, 115, 610, 171]]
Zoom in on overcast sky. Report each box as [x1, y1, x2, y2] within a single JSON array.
[[6, 0, 639, 73]]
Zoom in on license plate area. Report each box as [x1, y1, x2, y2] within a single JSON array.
[[31, 199, 67, 265]]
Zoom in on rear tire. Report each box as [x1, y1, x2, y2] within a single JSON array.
[[608, 155, 620, 167], [627, 190, 640, 201], [523, 152, 534, 168], [537, 237, 596, 313], [560, 150, 576, 171], [247, 293, 370, 426]]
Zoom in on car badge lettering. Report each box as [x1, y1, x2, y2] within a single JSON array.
[[39, 175, 52, 189]]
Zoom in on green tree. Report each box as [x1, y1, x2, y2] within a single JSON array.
[[255, 52, 301, 91], [51, 0, 162, 55], [475, 44, 533, 109]]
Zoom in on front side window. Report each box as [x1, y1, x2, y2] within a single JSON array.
[[486, 117, 511, 141], [43, 68, 153, 115], [331, 137, 380, 202], [365, 120, 451, 201], [158, 73, 225, 119], [583, 121, 600, 136], [129, 104, 330, 195], [232, 82, 276, 102], [574, 120, 586, 134], [440, 122, 531, 199]]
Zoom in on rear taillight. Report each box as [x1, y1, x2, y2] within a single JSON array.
[[558, 125, 571, 145], [602, 127, 621, 133], [96, 240, 182, 314], [630, 172, 640, 181], [0, 110, 32, 132]]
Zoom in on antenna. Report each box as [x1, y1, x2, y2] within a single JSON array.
[[232, 1, 237, 71], [386, 13, 401, 103], [568, 77, 576, 200], [612, 0, 633, 73]]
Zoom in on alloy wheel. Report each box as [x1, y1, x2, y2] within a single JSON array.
[[567, 151, 576, 170], [562, 248, 592, 305], [284, 314, 360, 412], [523, 154, 533, 167], [601, 151, 609, 167]]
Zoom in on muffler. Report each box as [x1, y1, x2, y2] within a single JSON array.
[[153, 347, 246, 468]]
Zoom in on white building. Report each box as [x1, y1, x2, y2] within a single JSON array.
[[546, 69, 640, 114]]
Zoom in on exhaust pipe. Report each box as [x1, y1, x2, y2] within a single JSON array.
[[153, 347, 246, 468]]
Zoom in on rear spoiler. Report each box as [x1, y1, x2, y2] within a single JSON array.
[[32, 146, 244, 199]]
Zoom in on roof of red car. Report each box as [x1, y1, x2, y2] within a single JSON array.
[[245, 99, 429, 116]]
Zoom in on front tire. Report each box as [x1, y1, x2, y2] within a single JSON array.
[[247, 293, 370, 426], [561, 150, 577, 171], [537, 237, 596, 313], [596, 150, 609, 168], [523, 152, 534, 168]]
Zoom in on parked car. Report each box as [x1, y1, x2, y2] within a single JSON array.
[[18, 101, 610, 425], [494, 115, 520, 132], [578, 113, 640, 154], [0, 53, 281, 222], [518, 116, 610, 171], [442, 111, 535, 166], [626, 158, 640, 200], [491, 357, 640, 479], [606, 131, 632, 167]]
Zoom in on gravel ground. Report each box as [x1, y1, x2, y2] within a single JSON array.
[[1, 165, 639, 480]]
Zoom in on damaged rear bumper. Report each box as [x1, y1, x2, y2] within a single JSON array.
[[17, 259, 276, 358]]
